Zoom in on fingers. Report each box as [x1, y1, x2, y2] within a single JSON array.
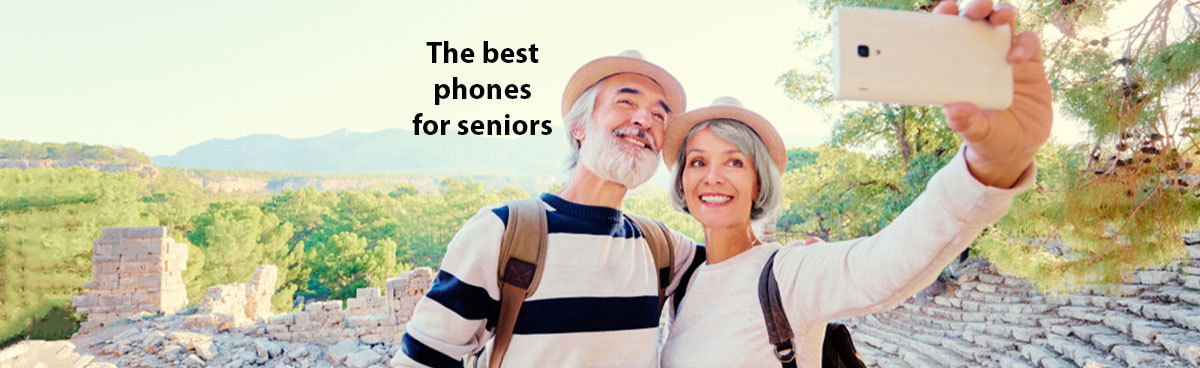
[[944, 102, 991, 142], [962, 0, 994, 21], [933, 1, 958, 15], [1008, 31, 1044, 64], [987, 3, 1017, 27]]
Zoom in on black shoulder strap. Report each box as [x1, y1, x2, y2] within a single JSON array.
[[671, 244, 706, 316], [758, 249, 796, 368]]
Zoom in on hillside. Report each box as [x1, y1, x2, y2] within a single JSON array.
[[150, 128, 570, 175]]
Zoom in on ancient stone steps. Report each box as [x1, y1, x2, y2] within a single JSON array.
[[848, 320, 955, 367]]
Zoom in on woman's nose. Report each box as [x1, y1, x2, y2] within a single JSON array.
[[701, 167, 725, 185]]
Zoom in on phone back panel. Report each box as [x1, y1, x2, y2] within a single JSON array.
[[833, 7, 1012, 110]]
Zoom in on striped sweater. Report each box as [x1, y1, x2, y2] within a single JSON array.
[[392, 193, 700, 367]]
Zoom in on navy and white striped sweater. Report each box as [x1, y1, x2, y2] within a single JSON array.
[[394, 193, 701, 367]]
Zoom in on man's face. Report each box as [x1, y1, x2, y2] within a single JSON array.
[[574, 73, 671, 189]]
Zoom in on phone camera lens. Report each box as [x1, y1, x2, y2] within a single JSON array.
[[857, 45, 869, 58]]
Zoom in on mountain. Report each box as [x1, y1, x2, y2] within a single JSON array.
[[151, 129, 571, 175]]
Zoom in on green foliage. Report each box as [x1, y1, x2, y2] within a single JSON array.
[[0, 168, 149, 343], [623, 195, 704, 243], [0, 298, 81, 347], [187, 201, 302, 311], [0, 140, 149, 165]]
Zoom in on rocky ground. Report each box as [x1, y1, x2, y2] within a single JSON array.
[[2, 310, 400, 368]]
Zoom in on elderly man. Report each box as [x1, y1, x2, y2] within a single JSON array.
[[391, 51, 702, 367]]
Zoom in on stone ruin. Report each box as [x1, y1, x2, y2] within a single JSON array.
[[843, 239, 1200, 367], [182, 265, 278, 331], [71, 227, 188, 334], [55, 226, 435, 367]]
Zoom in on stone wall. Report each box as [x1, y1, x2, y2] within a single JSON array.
[[72, 227, 188, 334], [182, 265, 278, 331], [843, 241, 1200, 367], [255, 268, 434, 345]]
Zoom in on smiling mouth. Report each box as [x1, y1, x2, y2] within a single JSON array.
[[699, 195, 733, 204], [620, 135, 649, 149]]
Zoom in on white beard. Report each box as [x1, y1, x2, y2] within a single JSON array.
[[577, 124, 659, 189]]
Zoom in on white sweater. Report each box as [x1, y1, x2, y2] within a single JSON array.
[[661, 148, 1034, 368], [392, 193, 698, 368]]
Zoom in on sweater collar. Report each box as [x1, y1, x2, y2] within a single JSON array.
[[540, 193, 625, 224]]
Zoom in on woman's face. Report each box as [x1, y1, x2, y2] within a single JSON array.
[[681, 127, 759, 229]]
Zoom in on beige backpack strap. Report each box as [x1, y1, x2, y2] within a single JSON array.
[[625, 214, 675, 311], [490, 198, 547, 368]]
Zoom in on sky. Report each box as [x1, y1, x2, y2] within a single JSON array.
[[0, 0, 1169, 158]]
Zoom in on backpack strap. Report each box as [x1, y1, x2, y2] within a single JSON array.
[[490, 197, 548, 368], [671, 245, 706, 316], [758, 249, 796, 368], [624, 213, 674, 311]]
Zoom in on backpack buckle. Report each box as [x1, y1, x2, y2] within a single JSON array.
[[773, 341, 795, 363]]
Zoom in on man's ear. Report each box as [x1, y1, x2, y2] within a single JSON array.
[[571, 122, 587, 143]]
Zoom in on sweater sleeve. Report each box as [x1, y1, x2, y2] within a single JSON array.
[[393, 206, 506, 368], [772, 147, 1035, 325]]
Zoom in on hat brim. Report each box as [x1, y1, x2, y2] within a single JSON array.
[[561, 56, 685, 117], [662, 106, 788, 175]]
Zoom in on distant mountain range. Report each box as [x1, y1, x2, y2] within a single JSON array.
[[151, 129, 571, 175]]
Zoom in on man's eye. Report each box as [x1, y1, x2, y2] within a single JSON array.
[[653, 113, 665, 121], [618, 99, 633, 105]]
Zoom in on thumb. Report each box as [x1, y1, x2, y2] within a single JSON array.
[[944, 102, 990, 142]]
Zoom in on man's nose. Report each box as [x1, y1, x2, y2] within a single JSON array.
[[630, 108, 653, 127]]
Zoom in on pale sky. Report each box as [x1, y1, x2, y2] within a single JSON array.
[[0, 0, 1168, 158]]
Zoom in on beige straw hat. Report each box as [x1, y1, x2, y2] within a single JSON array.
[[561, 50, 686, 117], [662, 96, 787, 175]]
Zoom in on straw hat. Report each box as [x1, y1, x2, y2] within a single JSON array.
[[662, 96, 787, 175], [561, 50, 686, 117]]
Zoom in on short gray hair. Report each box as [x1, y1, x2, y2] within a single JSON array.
[[563, 85, 603, 170], [669, 119, 782, 221]]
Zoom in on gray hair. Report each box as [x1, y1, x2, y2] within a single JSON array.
[[669, 119, 782, 221], [563, 85, 603, 170]]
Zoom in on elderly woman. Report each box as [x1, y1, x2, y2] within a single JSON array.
[[656, 94, 1036, 367]]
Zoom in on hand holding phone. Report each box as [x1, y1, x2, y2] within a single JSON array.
[[833, 7, 1013, 110], [835, 0, 1054, 189]]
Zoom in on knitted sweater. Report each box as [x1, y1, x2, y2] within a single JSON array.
[[661, 148, 1034, 368], [393, 193, 699, 367]]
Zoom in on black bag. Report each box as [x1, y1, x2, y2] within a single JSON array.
[[759, 250, 867, 368]]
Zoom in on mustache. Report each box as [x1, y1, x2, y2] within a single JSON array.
[[610, 126, 656, 151]]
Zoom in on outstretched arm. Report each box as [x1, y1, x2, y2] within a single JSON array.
[[775, 147, 1033, 324], [775, 0, 1052, 324]]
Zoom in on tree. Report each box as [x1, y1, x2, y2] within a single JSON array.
[[187, 201, 303, 310], [974, 0, 1200, 291], [780, 0, 1200, 292]]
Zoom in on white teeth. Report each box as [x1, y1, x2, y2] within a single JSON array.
[[700, 195, 732, 204], [622, 136, 647, 148]]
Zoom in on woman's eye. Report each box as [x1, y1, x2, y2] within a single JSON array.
[[688, 159, 705, 167], [728, 159, 743, 167]]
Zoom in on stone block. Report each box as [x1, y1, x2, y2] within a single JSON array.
[[123, 226, 168, 239]]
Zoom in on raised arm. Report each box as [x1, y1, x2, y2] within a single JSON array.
[[775, 0, 1052, 325], [774, 147, 1032, 324]]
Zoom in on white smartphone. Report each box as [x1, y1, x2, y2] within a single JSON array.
[[833, 7, 1013, 110]]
